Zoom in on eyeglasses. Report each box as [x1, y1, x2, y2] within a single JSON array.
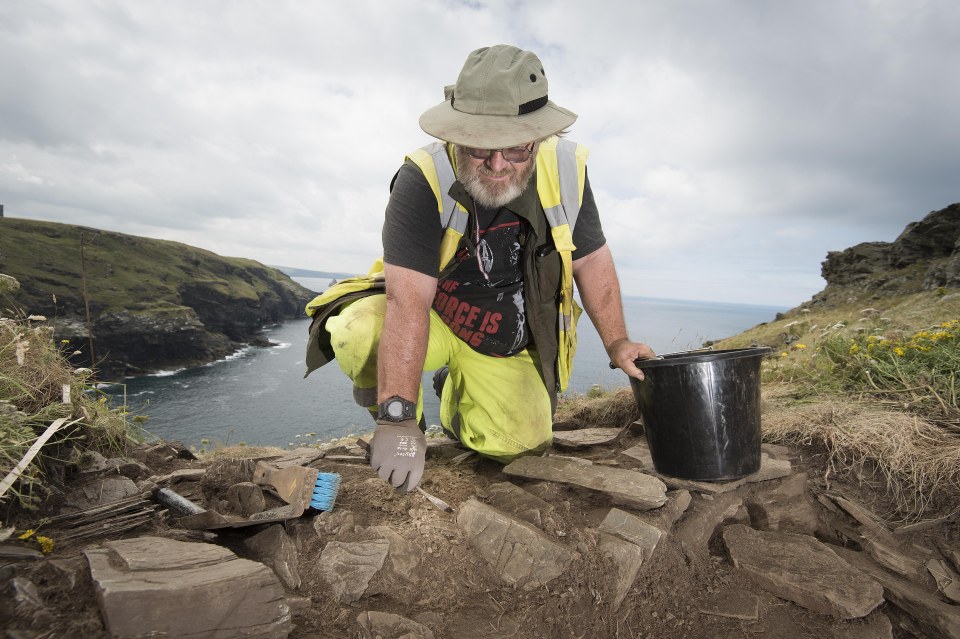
[[462, 143, 535, 163]]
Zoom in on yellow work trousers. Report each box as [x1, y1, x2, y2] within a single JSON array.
[[324, 294, 552, 462]]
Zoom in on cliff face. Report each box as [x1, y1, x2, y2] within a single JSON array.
[[0, 218, 318, 377], [804, 203, 960, 310]]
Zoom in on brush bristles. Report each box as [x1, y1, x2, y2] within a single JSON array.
[[310, 472, 341, 511]]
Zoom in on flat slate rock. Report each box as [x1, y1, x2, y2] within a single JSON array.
[[457, 499, 577, 590], [486, 481, 553, 528], [825, 494, 928, 582], [551, 427, 624, 449], [598, 508, 662, 558], [723, 524, 883, 619], [357, 611, 436, 639], [658, 454, 792, 494], [66, 476, 141, 510], [837, 546, 960, 639], [621, 445, 792, 494], [318, 539, 390, 604], [84, 536, 290, 638], [599, 533, 646, 611], [675, 493, 743, 558], [503, 456, 667, 510], [620, 442, 654, 469], [245, 524, 301, 589], [696, 589, 760, 620]]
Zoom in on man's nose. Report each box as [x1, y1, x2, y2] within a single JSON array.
[[486, 151, 511, 172]]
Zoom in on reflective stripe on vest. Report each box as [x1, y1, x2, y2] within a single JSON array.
[[407, 143, 470, 271], [408, 136, 589, 392]]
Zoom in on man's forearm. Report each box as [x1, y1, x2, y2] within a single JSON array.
[[573, 245, 629, 350], [378, 264, 437, 403], [573, 244, 655, 378]]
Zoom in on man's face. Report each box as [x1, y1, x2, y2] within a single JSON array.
[[455, 143, 537, 209]]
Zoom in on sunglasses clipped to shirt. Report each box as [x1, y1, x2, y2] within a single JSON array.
[[462, 142, 535, 163]]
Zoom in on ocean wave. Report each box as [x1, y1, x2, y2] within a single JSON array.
[[148, 368, 185, 377]]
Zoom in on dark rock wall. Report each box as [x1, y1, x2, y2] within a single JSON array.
[[0, 219, 318, 377], [816, 204, 960, 305]]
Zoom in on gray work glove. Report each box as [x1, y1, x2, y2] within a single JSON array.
[[370, 419, 426, 492]]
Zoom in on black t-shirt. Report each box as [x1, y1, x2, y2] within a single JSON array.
[[382, 160, 606, 356]]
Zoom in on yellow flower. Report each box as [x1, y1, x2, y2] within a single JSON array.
[[893, 346, 906, 357], [849, 344, 860, 355], [780, 351, 788, 358], [36, 536, 55, 554], [792, 343, 808, 350], [18, 529, 35, 540]]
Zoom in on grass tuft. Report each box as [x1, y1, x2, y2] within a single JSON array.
[[2, 277, 143, 512]]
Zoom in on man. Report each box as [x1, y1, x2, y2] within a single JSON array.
[[307, 44, 654, 492]]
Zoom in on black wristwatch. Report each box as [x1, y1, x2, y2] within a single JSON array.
[[377, 396, 417, 422]]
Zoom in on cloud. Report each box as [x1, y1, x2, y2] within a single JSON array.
[[1, 0, 958, 308]]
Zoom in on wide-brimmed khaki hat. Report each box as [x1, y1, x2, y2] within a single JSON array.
[[419, 45, 577, 149]]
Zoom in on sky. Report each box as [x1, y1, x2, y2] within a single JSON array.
[[1, 1, 958, 308]]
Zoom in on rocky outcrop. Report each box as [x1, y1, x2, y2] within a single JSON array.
[[809, 203, 960, 310], [0, 218, 316, 376]]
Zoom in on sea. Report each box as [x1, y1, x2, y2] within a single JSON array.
[[103, 277, 786, 449]]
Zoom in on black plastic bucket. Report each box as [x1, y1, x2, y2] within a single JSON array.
[[629, 347, 772, 481]]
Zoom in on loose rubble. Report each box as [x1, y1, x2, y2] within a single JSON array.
[[1, 425, 959, 638]]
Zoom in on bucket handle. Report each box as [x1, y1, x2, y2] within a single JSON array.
[[608, 346, 715, 369]]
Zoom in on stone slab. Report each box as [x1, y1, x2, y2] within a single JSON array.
[[357, 611, 436, 639], [227, 482, 266, 516], [836, 546, 960, 639], [825, 494, 928, 582], [84, 536, 290, 638], [723, 524, 884, 619], [244, 524, 301, 589], [620, 442, 654, 469], [457, 499, 577, 590], [67, 476, 141, 510], [675, 493, 742, 558], [369, 525, 424, 584], [927, 558, 960, 604], [318, 539, 390, 604], [696, 589, 760, 620], [746, 472, 819, 535], [828, 611, 894, 639], [486, 481, 553, 528], [599, 533, 645, 611], [503, 456, 667, 510], [657, 490, 692, 532], [151, 468, 207, 484], [551, 427, 624, 449], [0, 543, 44, 561], [655, 454, 792, 494], [598, 508, 662, 559]]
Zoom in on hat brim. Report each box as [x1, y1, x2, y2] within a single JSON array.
[[419, 99, 577, 148]]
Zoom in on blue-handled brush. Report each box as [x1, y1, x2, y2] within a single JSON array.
[[253, 462, 341, 512], [310, 472, 341, 511]]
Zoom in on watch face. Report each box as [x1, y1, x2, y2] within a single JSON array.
[[386, 399, 404, 418]]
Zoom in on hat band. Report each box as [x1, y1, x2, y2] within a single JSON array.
[[450, 94, 549, 116]]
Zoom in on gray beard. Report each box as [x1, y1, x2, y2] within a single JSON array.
[[455, 147, 537, 209]]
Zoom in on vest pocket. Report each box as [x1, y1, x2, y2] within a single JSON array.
[[534, 247, 562, 303]]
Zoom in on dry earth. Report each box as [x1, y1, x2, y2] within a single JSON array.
[[2, 418, 959, 639]]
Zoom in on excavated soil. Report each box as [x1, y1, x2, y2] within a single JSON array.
[[3, 423, 958, 639]]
